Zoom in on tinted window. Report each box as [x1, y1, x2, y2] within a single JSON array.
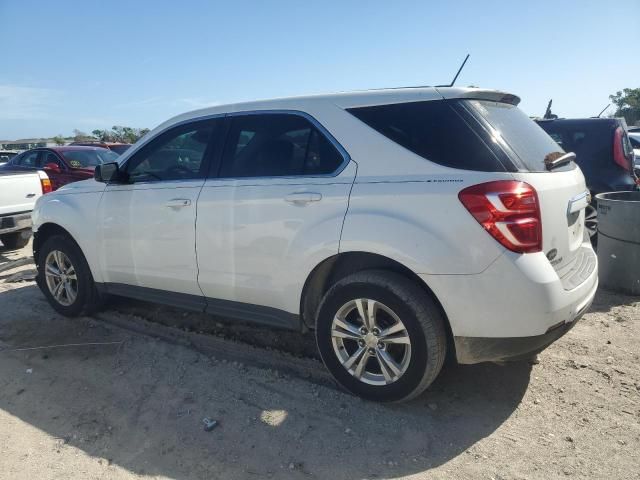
[[109, 144, 131, 155], [127, 120, 218, 181], [347, 100, 505, 172], [44, 152, 63, 168], [466, 100, 565, 172], [536, 122, 614, 167], [16, 151, 40, 167], [219, 114, 343, 178], [630, 136, 640, 149], [61, 149, 119, 168]]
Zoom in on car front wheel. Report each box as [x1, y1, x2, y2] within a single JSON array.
[[315, 270, 447, 403], [36, 234, 102, 317]]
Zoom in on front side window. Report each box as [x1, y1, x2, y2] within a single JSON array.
[[126, 120, 218, 182], [219, 114, 344, 178], [44, 152, 63, 168]]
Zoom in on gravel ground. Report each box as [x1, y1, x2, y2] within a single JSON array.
[[0, 242, 638, 480]]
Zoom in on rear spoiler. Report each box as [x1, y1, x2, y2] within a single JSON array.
[[435, 87, 521, 106]]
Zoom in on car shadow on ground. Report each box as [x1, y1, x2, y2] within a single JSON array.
[[0, 284, 532, 479]]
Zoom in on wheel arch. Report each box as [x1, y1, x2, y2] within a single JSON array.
[[300, 251, 455, 357], [33, 223, 76, 262]]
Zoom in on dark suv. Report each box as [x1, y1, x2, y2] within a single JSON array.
[[536, 117, 638, 239]]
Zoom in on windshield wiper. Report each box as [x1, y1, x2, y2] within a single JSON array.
[[544, 151, 575, 171]]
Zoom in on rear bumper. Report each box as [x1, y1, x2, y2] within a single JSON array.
[[420, 242, 599, 364], [452, 292, 592, 364], [0, 212, 32, 235]]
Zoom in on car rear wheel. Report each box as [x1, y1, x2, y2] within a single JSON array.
[[36, 234, 102, 317], [0, 231, 30, 250], [315, 270, 447, 403]]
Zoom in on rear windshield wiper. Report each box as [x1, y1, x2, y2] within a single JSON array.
[[544, 151, 575, 171]]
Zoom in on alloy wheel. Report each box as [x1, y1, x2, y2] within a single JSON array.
[[44, 250, 78, 306], [330, 298, 411, 386]]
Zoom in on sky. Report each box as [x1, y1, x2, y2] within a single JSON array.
[[0, 0, 639, 140]]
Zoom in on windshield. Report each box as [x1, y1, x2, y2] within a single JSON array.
[[61, 149, 119, 168], [465, 100, 567, 172]]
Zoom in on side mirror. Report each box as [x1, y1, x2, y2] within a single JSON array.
[[43, 162, 61, 174], [94, 162, 120, 183]]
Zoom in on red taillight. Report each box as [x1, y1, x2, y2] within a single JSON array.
[[38, 171, 53, 194], [613, 127, 631, 171], [459, 180, 542, 254]]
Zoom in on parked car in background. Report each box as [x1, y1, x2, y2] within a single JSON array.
[[629, 132, 640, 176], [0, 146, 119, 191], [32, 87, 598, 402], [70, 141, 131, 155], [536, 117, 638, 239], [0, 169, 51, 249], [0, 150, 19, 165]]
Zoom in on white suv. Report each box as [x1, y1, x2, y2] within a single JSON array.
[[32, 87, 598, 402]]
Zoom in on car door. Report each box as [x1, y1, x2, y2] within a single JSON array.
[[98, 117, 224, 305], [196, 112, 356, 325]]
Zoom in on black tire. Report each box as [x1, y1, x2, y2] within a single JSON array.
[[0, 231, 30, 250], [36, 234, 103, 317], [315, 270, 447, 403]]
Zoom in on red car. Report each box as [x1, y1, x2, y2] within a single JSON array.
[[0, 146, 120, 190], [70, 141, 132, 154]]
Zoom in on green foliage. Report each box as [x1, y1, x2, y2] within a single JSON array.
[[609, 88, 640, 126], [52, 135, 65, 146], [90, 126, 149, 143]]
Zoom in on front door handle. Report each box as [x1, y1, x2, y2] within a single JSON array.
[[284, 192, 322, 205], [165, 198, 192, 208]]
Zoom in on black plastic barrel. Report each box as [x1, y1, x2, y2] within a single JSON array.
[[595, 191, 640, 295]]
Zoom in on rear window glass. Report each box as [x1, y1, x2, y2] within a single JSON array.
[[466, 100, 565, 172], [347, 100, 505, 172]]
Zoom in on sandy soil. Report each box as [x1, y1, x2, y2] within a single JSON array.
[[0, 242, 638, 480]]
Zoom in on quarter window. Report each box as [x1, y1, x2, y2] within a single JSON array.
[[127, 120, 219, 181], [219, 114, 343, 178]]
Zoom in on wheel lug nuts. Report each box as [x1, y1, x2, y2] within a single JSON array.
[[368, 348, 375, 354], [358, 340, 365, 347], [377, 342, 384, 349], [359, 327, 367, 334], [372, 328, 380, 336]]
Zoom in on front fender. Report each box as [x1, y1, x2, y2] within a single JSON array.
[[32, 189, 104, 282]]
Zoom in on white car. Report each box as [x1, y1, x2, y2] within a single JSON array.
[[31, 87, 598, 402]]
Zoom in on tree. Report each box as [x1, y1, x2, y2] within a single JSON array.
[[52, 135, 65, 146], [73, 129, 91, 142], [609, 88, 640, 126]]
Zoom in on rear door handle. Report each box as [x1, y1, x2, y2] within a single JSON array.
[[165, 198, 192, 208], [284, 192, 322, 205]]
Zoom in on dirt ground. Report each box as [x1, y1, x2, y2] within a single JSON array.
[[0, 242, 639, 480]]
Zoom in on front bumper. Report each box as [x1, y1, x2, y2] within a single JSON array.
[[0, 212, 32, 235]]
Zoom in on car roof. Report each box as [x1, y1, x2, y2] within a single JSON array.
[[535, 117, 621, 127], [46, 145, 111, 152], [155, 86, 519, 129]]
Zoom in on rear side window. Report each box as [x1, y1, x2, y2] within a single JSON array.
[[219, 114, 344, 178], [347, 100, 505, 172], [466, 100, 565, 172]]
